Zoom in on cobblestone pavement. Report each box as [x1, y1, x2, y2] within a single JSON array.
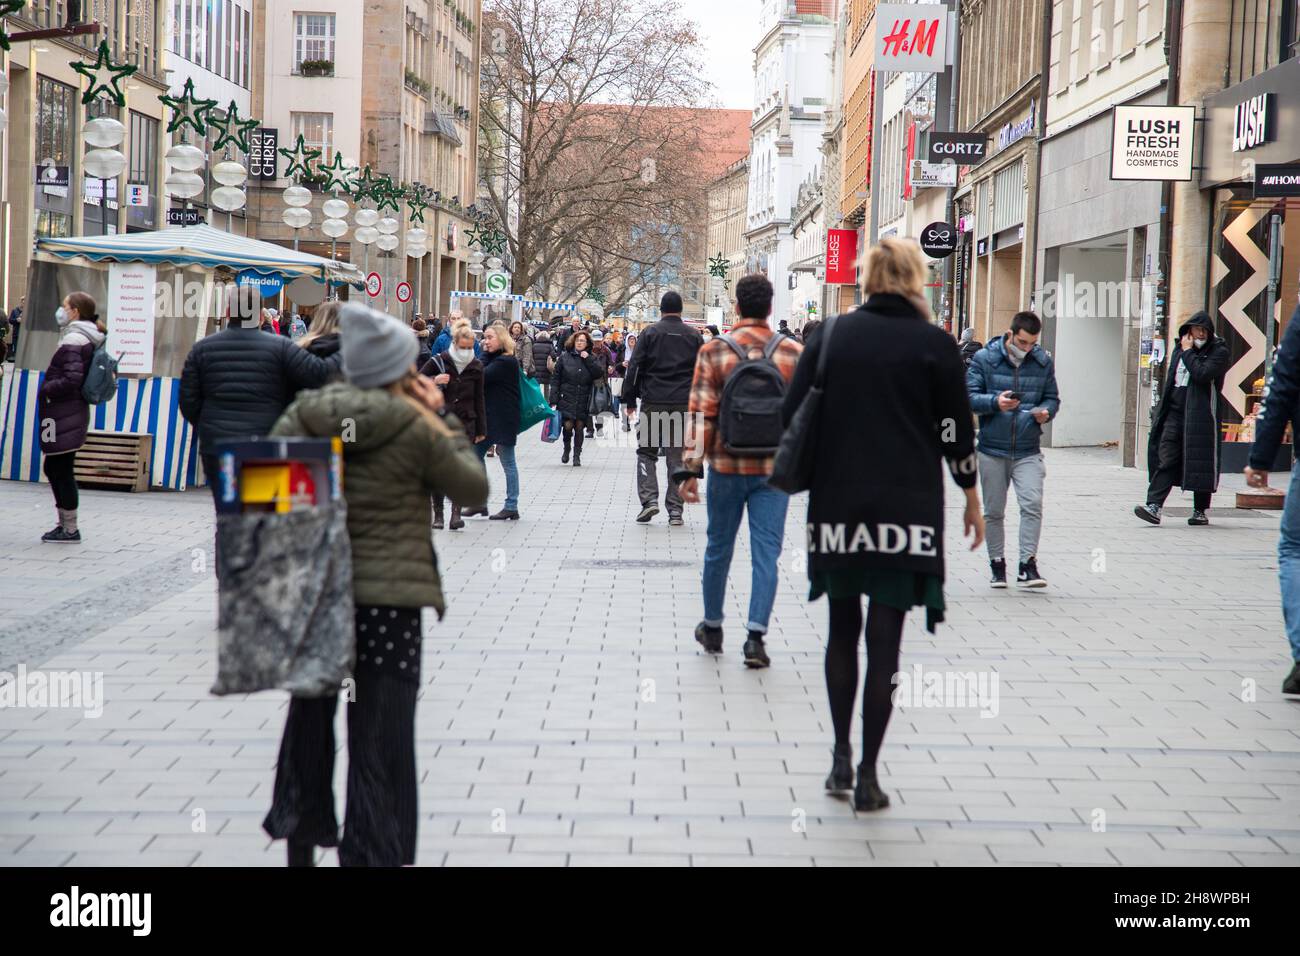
[[1, 433, 1298, 867]]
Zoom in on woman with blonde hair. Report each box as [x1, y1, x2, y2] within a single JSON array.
[[473, 322, 522, 519], [298, 300, 342, 359], [782, 236, 984, 813]]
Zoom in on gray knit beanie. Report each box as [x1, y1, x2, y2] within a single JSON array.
[[339, 302, 419, 388]]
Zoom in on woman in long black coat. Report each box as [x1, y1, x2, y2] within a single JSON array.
[[422, 321, 486, 529], [475, 323, 522, 519], [549, 330, 604, 466]]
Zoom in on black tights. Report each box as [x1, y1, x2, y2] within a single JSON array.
[[43, 452, 79, 510], [825, 597, 906, 771], [562, 419, 585, 454]]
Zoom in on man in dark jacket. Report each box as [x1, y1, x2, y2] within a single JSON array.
[[967, 311, 1061, 589], [1245, 299, 1300, 695], [1134, 311, 1229, 527], [959, 327, 983, 367], [620, 291, 702, 525], [180, 285, 342, 503]]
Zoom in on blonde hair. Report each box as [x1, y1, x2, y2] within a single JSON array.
[[298, 300, 341, 349], [451, 319, 474, 347], [486, 322, 515, 355]]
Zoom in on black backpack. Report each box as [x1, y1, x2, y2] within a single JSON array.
[[717, 333, 788, 456]]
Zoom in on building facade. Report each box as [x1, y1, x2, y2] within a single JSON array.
[[705, 155, 750, 319]]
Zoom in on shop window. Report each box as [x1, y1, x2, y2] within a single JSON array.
[[35, 76, 76, 240], [128, 110, 159, 231], [292, 111, 334, 163]]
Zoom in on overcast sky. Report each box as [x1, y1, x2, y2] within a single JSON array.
[[691, 0, 759, 110]]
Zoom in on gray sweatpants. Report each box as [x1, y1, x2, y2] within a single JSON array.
[[978, 451, 1045, 564]]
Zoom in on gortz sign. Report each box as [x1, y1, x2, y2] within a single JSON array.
[[1110, 105, 1195, 181], [1232, 93, 1275, 152], [874, 4, 947, 73], [928, 132, 988, 166]]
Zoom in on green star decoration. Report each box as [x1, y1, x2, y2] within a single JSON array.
[[209, 100, 259, 154], [278, 134, 321, 183], [319, 152, 355, 194], [480, 229, 507, 257], [159, 77, 218, 140], [70, 39, 139, 107], [464, 222, 486, 249], [708, 252, 729, 279], [374, 175, 401, 214], [406, 183, 430, 224], [349, 165, 379, 203], [583, 286, 606, 306], [0, 1, 28, 52]]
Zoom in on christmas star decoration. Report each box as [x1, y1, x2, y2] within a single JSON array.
[[70, 39, 139, 107], [480, 229, 507, 257], [708, 252, 729, 279], [0, 1, 29, 52], [583, 286, 606, 306], [349, 165, 379, 203], [406, 183, 430, 224], [319, 151, 355, 194], [159, 77, 217, 140], [374, 175, 401, 214], [278, 134, 321, 183], [209, 100, 259, 154], [464, 222, 486, 249]]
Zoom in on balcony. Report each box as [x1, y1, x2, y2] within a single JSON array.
[[405, 69, 431, 97]]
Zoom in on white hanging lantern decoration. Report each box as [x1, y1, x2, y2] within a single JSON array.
[[165, 143, 205, 172], [211, 185, 247, 212], [354, 226, 378, 245], [83, 116, 126, 148], [282, 206, 312, 229], [486, 256, 503, 271], [212, 160, 249, 187], [355, 208, 379, 227], [165, 169, 205, 199], [322, 197, 350, 219], [467, 261, 484, 277], [83, 148, 127, 180], [405, 228, 428, 245], [406, 242, 428, 258], [283, 184, 313, 207], [376, 217, 400, 235], [322, 218, 349, 238], [376, 234, 399, 252]]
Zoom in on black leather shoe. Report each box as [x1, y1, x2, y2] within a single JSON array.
[[572, 455, 581, 467], [561, 448, 570, 463], [694, 622, 723, 654], [1284, 662, 1300, 696], [448, 518, 465, 531], [489, 509, 520, 520], [432, 513, 445, 530], [825, 746, 853, 793], [742, 634, 770, 669], [853, 765, 890, 812]]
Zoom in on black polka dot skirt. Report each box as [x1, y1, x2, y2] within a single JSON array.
[[355, 605, 423, 685]]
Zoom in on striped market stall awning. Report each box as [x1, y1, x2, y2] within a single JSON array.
[[448, 291, 576, 312]]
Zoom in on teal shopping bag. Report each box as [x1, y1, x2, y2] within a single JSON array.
[[518, 368, 552, 432]]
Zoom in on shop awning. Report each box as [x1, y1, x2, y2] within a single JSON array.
[[34, 223, 365, 286], [449, 290, 576, 312]]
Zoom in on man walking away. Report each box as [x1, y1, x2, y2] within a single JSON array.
[[959, 326, 983, 368], [1135, 311, 1229, 527], [621, 291, 702, 526], [967, 311, 1061, 589], [678, 275, 802, 667], [1244, 296, 1300, 695]]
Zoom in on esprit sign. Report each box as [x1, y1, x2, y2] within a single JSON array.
[[1110, 105, 1196, 181], [824, 228, 859, 285], [874, 4, 947, 73], [928, 132, 989, 165], [1232, 93, 1275, 152]]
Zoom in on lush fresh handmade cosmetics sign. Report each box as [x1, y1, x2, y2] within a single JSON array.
[[1111, 105, 1196, 181]]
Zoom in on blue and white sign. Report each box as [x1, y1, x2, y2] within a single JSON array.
[[236, 270, 284, 298]]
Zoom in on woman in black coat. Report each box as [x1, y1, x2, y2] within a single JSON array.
[[531, 331, 553, 388], [1135, 311, 1230, 526], [421, 321, 486, 529], [475, 323, 522, 519], [782, 238, 983, 813], [549, 330, 604, 466]]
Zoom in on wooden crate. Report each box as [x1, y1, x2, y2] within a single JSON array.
[[74, 430, 152, 492]]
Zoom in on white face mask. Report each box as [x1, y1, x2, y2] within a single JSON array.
[[55, 306, 71, 327], [1193, 337, 1207, 348]]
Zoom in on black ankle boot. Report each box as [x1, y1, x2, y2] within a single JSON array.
[[561, 444, 570, 464], [287, 840, 315, 867], [853, 764, 890, 812], [825, 745, 853, 792]]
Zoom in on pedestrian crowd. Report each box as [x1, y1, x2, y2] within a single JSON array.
[[23, 233, 1300, 867]]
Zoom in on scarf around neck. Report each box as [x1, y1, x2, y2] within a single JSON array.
[[448, 344, 475, 372]]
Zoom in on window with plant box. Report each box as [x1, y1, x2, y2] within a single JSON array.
[[294, 12, 335, 72]]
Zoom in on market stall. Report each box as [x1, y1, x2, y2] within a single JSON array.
[[0, 223, 364, 491], [448, 290, 576, 328]]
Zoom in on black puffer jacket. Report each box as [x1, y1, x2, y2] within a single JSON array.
[[531, 336, 553, 387], [179, 324, 342, 455], [1147, 311, 1230, 493], [550, 348, 604, 422]]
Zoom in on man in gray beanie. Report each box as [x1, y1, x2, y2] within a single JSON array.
[[338, 302, 420, 388], [180, 283, 342, 504]]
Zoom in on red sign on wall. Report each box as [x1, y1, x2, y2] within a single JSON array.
[[825, 229, 859, 286]]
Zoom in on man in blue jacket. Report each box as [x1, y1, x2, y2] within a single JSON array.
[[967, 311, 1062, 589], [1245, 298, 1300, 696]]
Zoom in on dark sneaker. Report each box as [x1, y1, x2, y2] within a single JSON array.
[[668, 514, 684, 527], [742, 634, 770, 669], [694, 622, 723, 654], [489, 509, 520, 521], [825, 746, 853, 793], [1284, 663, 1300, 696], [1017, 557, 1047, 589], [989, 558, 1007, 589], [1134, 503, 1161, 524], [1188, 510, 1209, 526], [41, 527, 80, 543], [636, 504, 659, 523]]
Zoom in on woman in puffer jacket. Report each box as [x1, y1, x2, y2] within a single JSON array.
[[549, 329, 605, 467], [38, 291, 106, 543], [420, 318, 486, 530]]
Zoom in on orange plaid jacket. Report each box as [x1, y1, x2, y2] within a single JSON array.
[[685, 320, 804, 476]]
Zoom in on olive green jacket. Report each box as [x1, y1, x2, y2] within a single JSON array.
[[271, 382, 488, 615]]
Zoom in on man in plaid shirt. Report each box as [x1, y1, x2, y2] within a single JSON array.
[[678, 274, 803, 668]]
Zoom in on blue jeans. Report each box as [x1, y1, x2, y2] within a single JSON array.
[[702, 470, 789, 634], [1279, 467, 1300, 662], [475, 442, 519, 511]]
